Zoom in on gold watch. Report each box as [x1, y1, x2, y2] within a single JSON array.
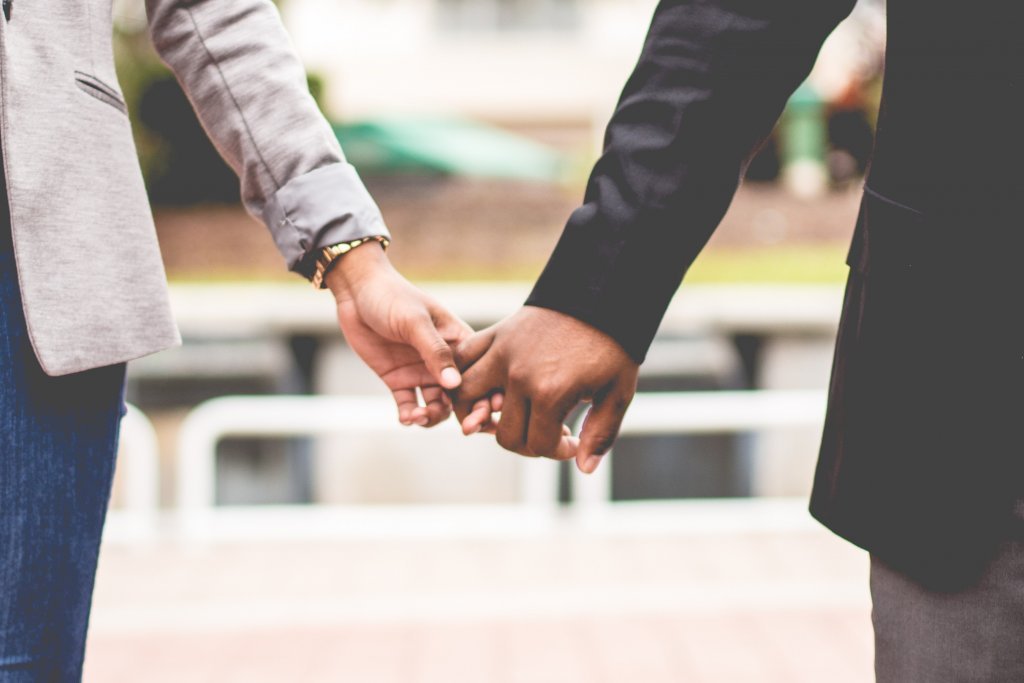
[[311, 235, 390, 289]]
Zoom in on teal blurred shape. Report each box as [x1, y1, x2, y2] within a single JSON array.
[[332, 117, 567, 183]]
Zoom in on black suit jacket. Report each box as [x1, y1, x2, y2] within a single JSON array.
[[527, 0, 1024, 586]]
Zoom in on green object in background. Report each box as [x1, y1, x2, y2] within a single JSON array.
[[332, 117, 566, 183], [780, 82, 828, 197], [782, 82, 827, 165]]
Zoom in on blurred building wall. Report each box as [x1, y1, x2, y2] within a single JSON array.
[[283, 0, 659, 125]]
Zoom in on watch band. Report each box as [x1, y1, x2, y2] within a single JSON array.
[[311, 235, 390, 289]]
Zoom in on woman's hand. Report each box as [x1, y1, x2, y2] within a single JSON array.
[[327, 244, 473, 428]]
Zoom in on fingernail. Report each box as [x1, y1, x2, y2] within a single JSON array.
[[416, 416, 430, 426], [583, 455, 604, 474], [441, 367, 461, 388]]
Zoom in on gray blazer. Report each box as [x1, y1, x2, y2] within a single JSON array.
[[1, 0, 388, 376]]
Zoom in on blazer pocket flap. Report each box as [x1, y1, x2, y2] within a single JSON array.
[[846, 187, 926, 275], [74, 72, 127, 115]]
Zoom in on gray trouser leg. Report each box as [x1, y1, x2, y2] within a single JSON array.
[[871, 544, 1024, 682]]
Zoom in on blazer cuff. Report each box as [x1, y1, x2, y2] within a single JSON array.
[[263, 163, 391, 280], [525, 209, 690, 365]]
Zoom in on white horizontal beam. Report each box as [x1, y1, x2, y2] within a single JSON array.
[[168, 283, 843, 338], [620, 390, 826, 435], [176, 396, 561, 539], [175, 391, 828, 540], [572, 390, 827, 515]]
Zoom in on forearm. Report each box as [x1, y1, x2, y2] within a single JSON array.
[[528, 0, 856, 362]]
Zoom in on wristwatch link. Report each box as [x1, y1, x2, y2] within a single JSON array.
[[311, 235, 390, 289]]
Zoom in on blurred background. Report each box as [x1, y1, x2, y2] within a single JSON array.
[[89, 1, 886, 680]]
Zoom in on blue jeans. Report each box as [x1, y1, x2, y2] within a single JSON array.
[[0, 236, 126, 681]]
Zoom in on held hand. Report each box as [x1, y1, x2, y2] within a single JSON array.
[[453, 306, 639, 473], [327, 244, 472, 427]]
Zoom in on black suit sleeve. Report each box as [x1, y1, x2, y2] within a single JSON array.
[[526, 0, 857, 362]]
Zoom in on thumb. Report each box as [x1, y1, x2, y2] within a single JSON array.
[[406, 313, 461, 390], [576, 386, 632, 474], [454, 326, 497, 372], [432, 306, 475, 346]]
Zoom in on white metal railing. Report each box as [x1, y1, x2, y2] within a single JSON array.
[[176, 396, 563, 539], [104, 404, 162, 541], [572, 390, 827, 515], [174, 391, 827, 540]]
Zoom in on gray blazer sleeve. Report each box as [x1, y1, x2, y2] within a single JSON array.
[[145, 0, 389, 278]]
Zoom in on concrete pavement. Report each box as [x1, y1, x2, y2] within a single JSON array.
[[85, 515, 872, 682]]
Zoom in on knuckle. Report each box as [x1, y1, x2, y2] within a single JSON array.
[[611, 394, 633, 414], [429, 345, 450, 363], [398, 310, 427, 337], [430, 341, 453, 360], [507, 366, 530, 388], [500, 436, 534, 458], [531, 379, 561, 402], [591, 433, 616, 454], [527, 434, 558, 458], [495, 429, 519, 452]]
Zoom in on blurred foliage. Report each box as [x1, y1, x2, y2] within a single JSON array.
[[113, 5, 327, 206], [112, 22, 173, 191]]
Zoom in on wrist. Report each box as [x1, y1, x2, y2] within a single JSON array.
[[325, 240, 391, 301]]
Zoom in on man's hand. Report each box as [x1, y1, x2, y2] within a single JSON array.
[[453, 306, 639, 474], [327, 244, 472, 428]]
